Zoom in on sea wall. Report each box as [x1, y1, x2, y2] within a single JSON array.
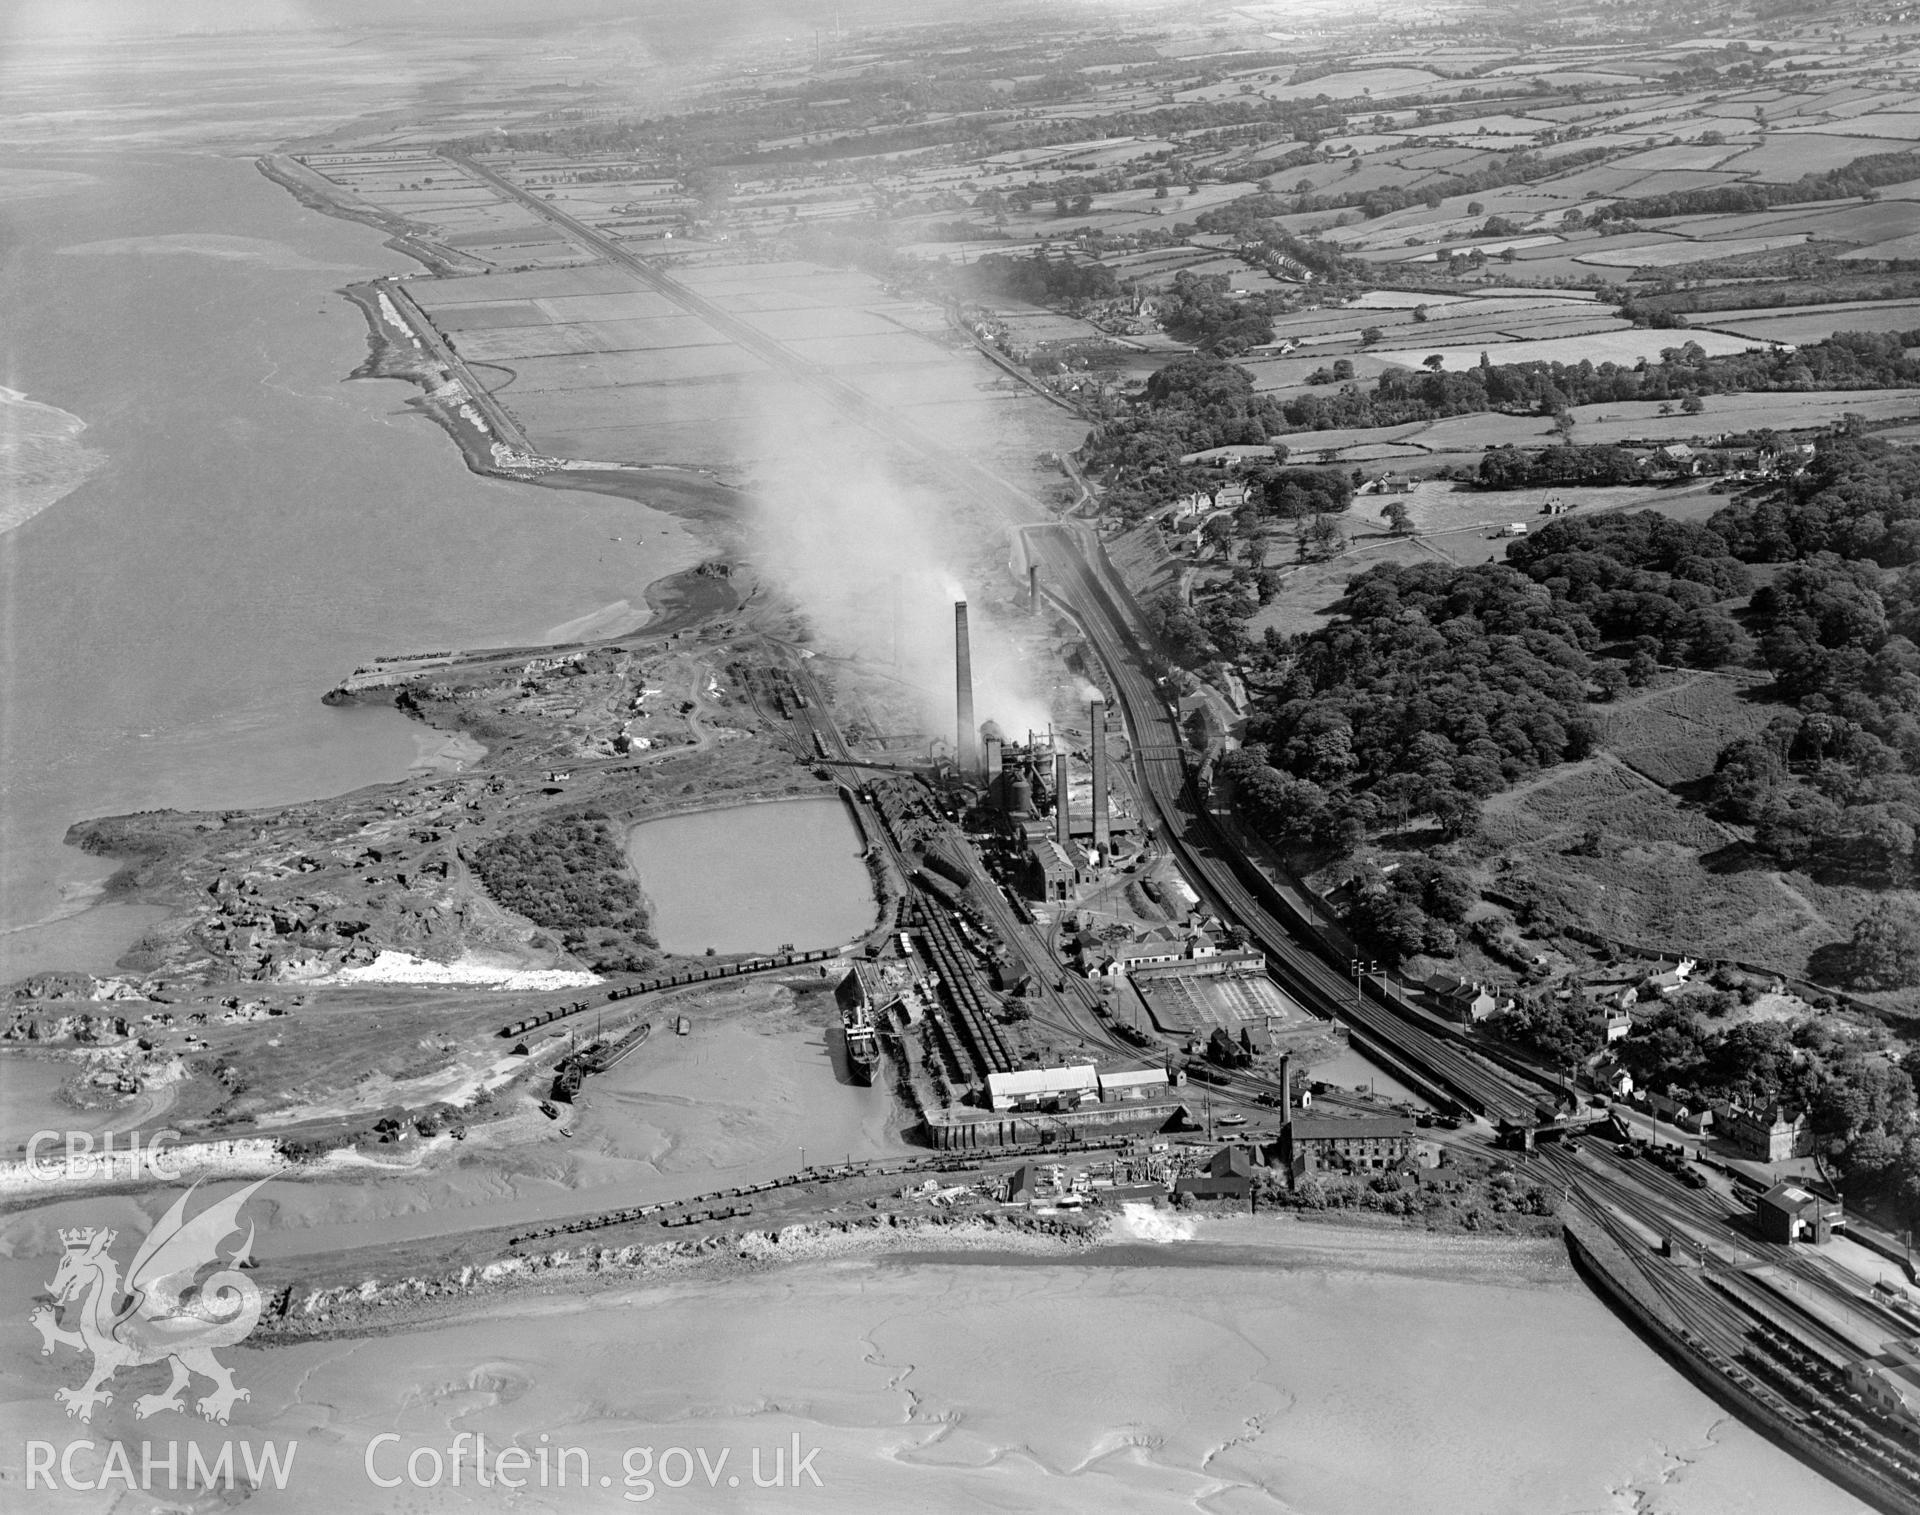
[[258, 1211, 1098, 1341]]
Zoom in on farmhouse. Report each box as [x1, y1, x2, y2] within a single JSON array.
[[1423, 972, 1502, 1023]]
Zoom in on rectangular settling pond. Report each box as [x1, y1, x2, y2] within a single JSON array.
[[626, 796, 877, 956]]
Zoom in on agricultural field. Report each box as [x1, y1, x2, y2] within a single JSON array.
[[291, 151, 589, 273], [375, 192, 1086, 482], [256, 0, 1920, 1021], [1694, 303, 1920, 345]]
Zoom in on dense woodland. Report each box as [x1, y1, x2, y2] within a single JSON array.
[[1214, 437, 1919, 996], [468, 818, 657, 971], [1205, 431, 1920, 1216]]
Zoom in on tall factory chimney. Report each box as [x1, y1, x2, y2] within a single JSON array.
[[1053, 750, 1070, 847], [1278, 1051, 1292, 1124], [1089, 696, 1111, 856], [954, 600, 978, 782], [1028, 564, 1041, 614]]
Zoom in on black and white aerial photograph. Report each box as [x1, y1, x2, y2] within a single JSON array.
[[3, 0, 1919, 1509]]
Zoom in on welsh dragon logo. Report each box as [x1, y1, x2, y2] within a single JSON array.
[[30, 1178, 269, 1424]]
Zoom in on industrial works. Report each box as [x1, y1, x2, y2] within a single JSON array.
[[13, 4, 1920, 1509]]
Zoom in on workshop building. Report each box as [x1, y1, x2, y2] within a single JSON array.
[[1756, 1182, 1842, 1245]]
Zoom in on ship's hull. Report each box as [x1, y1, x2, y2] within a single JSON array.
[[843, 1011, 880, 1086]]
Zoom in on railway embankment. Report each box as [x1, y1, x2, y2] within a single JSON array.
[[1565, 1207, 1920, 1515]]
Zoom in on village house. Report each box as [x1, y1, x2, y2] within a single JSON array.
[[1423, 972, 1503, 1024], [1645, 958, 1698, 998]]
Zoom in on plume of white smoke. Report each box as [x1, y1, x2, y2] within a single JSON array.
[[1110, 1202, 1195, 1243], [736, 390, 1051, 743]]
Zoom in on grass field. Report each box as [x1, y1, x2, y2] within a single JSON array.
[[1700, 306, 1920, 345], [1575, 235, 1816, 269], [1570, 389, 1920, 442], [1595, 671, 1778, 787], [1477, 749, 1919, 1008]]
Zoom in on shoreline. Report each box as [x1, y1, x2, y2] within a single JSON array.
[[1565, 1210, 1920, 1515], [251, 1207, 1569, 1346], [331, 256, 746, 535]]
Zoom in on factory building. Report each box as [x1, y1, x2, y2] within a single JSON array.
[[985, 1064, 1174, 1111], [1088, 697, 1112, 855], [1283, 1116, 1420, 1178], [1083, 931, 1220, 978], [1027, 835, 1091, 900], [1248, 1050, 1433, 1185]]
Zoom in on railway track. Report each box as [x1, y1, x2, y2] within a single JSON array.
[[447, 153, 1548, 1129], [1027, 526, 1547, 1126]]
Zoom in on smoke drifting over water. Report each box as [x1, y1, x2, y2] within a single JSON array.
[[739, 394, 1051, 745]]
